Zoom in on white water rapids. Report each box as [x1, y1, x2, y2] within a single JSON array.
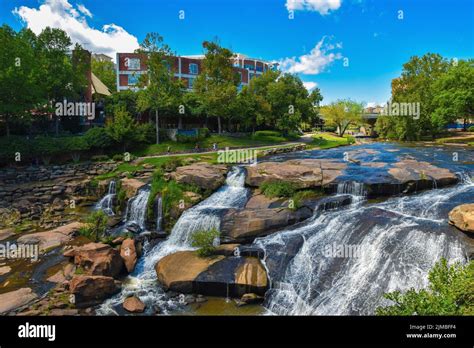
[[255, 174, 473, 315]]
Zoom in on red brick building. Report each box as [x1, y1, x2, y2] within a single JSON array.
[[116, 52, 278, 92]]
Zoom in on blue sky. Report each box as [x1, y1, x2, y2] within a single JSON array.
[[1, 0, 473, 104]]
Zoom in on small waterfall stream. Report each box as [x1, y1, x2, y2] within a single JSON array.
[[124, 187, 151, 231], [95, 180, 116, 216], [156, 196, 163, 232]]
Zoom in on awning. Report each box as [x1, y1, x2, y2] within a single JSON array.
[[91, 72, 112, 96]]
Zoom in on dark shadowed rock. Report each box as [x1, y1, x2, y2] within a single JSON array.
[[155, 251, 268, 297], [69, 275, 120, 308], [64, 242, 124, 277]]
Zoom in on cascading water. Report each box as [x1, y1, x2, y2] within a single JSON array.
[[95, 180, 116, 216], [156, 196, 163, 232], [124, 187, 151, 231], [97, 166, 249, 315], [255, 174, 473, 315]]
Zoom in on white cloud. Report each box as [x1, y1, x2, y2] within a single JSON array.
[[303, 81, 318, 91], [286, 0, 342, 15], [77, 4, 92, 18], [279, 37, 342, 75], [13, 0, 139, 62]]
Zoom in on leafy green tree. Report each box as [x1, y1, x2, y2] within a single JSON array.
[[376, 53, 450, 140], [80, 210, 108, 242], [137, 33, 184, 144], [84, 127, 113, 151], [106, 106, 139, 151], [36, 27, 75, 135], [320, 99, 363, 136], [432, 59, 474, 131], [92, 58, 116, 92], [376, 259, 473, 315], [0, 25, 40, 137], [194, 40, 240, 134], [105, 90, 138, 117]]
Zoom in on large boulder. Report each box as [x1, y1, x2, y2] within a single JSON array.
[[120, 239, 137, 273], [69, 275, 120, 308], [221, 207, 313, 243], [171, 163, 228, 190], [17, 222, 84, 252], [245, 159, 346, 188], [120, 178, 146, 199], [155, 251, 268, 297], [64, 242, 124, 278], [0, 288, 38, 314], [449, 204, 474, 234]]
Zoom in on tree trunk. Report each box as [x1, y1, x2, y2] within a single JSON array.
[[178, 115, 183, 129], [5, 114, 10, 137], [155, 109, 160, 144], [55, 115, 59, 136], [217, 116, 222, 134]]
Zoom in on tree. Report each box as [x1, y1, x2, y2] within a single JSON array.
[[92, 58, 116, 92], [105, 106, 139, 151], [376, 53, 450, 140], [432, 59, 474, 131], [0, 25, 40, 137], [194, 40, 240, 134], [320, 99, 363, 136], [376, 259, 473, 315], [36, 27, 75, 136], [137, 33, 184, 144]]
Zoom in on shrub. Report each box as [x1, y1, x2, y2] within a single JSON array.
[[261, 181, 298, 198], [91, 155, 109, 162], [112, 154, 125, 162], [191, 228, 220, 257], [376, 259, 474, 315], [160, 157, 183, 172], [84, 127, 113, 150], [323, 126, 337, 133], [254, 130, 282, 137], [79, 210, 108, 242], [468, 126, 474, 132]]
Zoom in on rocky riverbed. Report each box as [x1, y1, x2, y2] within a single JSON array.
[[1, 142, 473, 316]]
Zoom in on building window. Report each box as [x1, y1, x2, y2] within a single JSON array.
[[189, 63, 198, 75], [188, 77, 195, 89], [128, 74, 139, 85], [244, 63, 254, 71], [125, 57, 140, 70]]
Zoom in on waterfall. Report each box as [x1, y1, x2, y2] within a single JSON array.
[[95, 180, 116, 216], [156, 196, 163, 232], [255, 176, 473, 315], [124, 186, 151, 231], [97, 166, 249, 315], [337, 181, 367, 197]]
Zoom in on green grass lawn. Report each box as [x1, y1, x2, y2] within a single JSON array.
[[311, 132, 355, 149], [132, 134, 296, 157], [435, 135, 474, 145]]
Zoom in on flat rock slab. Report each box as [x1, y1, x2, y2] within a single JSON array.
[[171, 163, 228, 191], [0, 228, 15, 241], [120, 178, 146, 199], [221, 207, 313, 243], [0, 288, 38, 314], [155, 251, 268, 297], [246, 159, 346, 188], [17, 222, 85, 252], [246, 158, 458, 197]]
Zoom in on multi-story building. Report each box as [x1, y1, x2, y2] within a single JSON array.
[[116, 52, 278, 92]]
